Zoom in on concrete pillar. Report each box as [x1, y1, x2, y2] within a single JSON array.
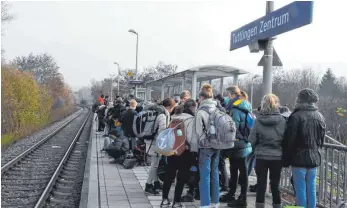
[[161, 82, 165, 101], [191, 72, 197, 99], [168, 86, 172, 97], [208, 80, 212, 85], [182, 75, 186, 91], [220, 77, 224, 93], [233, 74, 239, 85], [146, 86, 152, 101]]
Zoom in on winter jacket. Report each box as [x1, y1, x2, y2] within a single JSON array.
[[226, 97, 252, 140], [97, 97, 104, 105], [171, 113, 198, 153], [111, 134, 129, 153], [282, 103, 326, 168], [248, 111, 286, 161], [109, 103, 126, 120], [225, 97, 252, 158], [96, 105, 107, 118], [120, 109, 137, 137]]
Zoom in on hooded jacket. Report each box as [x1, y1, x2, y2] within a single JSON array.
[[249, 111, 286, 160], [225, 98, 252, 158], [226, 97, 252, 140], [120, 108, 137, 137], [109, 103, 126, 119], [282, 103, 326, 168], [171, 112, 198, 153]]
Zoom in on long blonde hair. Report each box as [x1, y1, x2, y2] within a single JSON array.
[[240, 91, 249, 101], [261, 93, 280, 114]]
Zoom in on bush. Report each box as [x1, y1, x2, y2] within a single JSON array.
[[1, 66, 68, 148]]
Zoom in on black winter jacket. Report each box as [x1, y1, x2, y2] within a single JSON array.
[[282, 103, 326, 168], [108, 103, 126, 119], [120, 109, 137, 137]]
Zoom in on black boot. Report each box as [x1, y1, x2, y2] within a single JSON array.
[[160, 198, 171, 207], [181, 192, 194, 202], [154, 181, 163, 190], [145, 183, 159, 195], [220, 192, 236, 203], [227, 194, 247, 207], [249, 183, 258, 192], [194, 188, 200, 200]]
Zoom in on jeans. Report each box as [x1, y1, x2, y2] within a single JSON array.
[[292, 167, 317, 208], [219, 154, 229, 189], [255, 159, 282, 204], [229, 157, 248, 196], [124, 136, 136, 152], [146, 140, 160, 184], [199, 148, 220, 207], [162, 151, 193, 202]]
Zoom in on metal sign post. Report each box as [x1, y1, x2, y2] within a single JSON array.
[[229, 1, 313, 98], [263, 1, 274, 95]]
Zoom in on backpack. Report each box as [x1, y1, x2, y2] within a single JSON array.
[[132, 109, 164, 140], [231, 107, 256, 140], [123, 157, 137, 169], [155, 118, 190, 156], [199, 106, 236, 150]]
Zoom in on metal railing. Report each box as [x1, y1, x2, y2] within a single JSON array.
[[279, 136, 347, 207]]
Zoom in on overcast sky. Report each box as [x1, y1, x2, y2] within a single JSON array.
[[2, 1, 347, 90]]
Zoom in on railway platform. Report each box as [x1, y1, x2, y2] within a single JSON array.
[[80, 116, 275, 208]]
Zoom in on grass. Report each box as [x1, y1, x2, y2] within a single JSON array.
[[1, 133, 15, 147], [1, 106, 77, 150]]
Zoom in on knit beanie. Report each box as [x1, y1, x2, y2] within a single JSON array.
[[297, 88, 319, 104]]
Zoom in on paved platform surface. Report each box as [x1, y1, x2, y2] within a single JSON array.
[[80, 117, 275, 208]]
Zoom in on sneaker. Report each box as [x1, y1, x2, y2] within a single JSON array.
[[172, 202, 185, 208], [181, 193, 194, 202], [154, 181, 163, 190], [220, 192, 235, 203], [160, 198, 171, 207], [220, 187, 229, 192], [145, 183, 159, 195]]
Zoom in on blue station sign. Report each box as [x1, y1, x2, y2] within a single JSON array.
[[230, 1, 313, 51]]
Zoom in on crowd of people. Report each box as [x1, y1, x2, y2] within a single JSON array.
[[92, 84, 326, 208]]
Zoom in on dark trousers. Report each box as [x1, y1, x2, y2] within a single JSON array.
[[255, 159, 282, 204], [98, 117, 105, 131], [219, 154, 229, 189], [229, 157, 248, 196], [162, 151, 193, 202]]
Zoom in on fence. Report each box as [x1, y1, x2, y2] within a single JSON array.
[[279, 136, 347, 207]]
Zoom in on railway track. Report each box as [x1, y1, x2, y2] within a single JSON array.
[[1, 107, 92, 208]]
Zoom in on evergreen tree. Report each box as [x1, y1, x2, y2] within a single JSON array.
[[319, 68, 341, 97]]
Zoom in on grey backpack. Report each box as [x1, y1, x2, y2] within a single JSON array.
[[199, 106, 236, 150]]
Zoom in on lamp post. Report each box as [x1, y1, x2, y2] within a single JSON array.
[[114, 62, 120, 96], [128, 29, 139, 98], [251, 74, 261, 108]]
